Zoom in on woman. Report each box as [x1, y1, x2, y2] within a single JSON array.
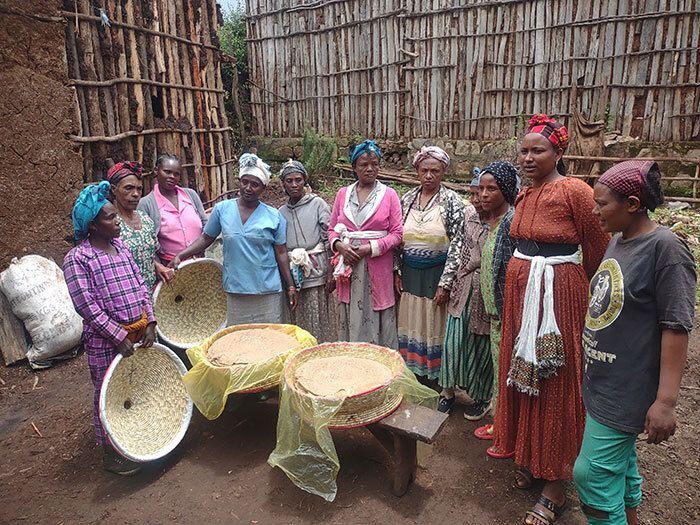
[[278, 159, 337, 342], [396, 146, 464, 383], [329, 140, 403, 348], [106, 161, 168, 291], [171, 154, 298, 325], [471, 162, 519, 429], [438, 172, 491, 414], [574, 162, 695, 525], [137, 154, 208, 267], [493, 115, 610, 525], [63, 181, 156, 476]]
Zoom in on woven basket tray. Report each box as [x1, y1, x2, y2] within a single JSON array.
[[153, 258, 227, 349], [284, 342, 405, 429], [99, 344, 193, 462]]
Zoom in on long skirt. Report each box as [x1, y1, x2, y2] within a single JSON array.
[[226, 292, 284, 326], [285, 284, 339, 343], [439, 290, 492, 402], [494, 259, 589, 481], [338, 257, 398, 349], [398, 264, 447, 380], [489, 317, 501, 408]]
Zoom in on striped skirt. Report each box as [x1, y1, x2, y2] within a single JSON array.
[[439, 290, 493, 402]]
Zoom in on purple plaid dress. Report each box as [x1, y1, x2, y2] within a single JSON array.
[[63, 238, 155, 446]]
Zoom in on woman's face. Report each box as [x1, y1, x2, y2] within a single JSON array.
[[593, 183, 638, 233], [112, 174, 142, 212], [90, 202, 121, 239], [469, 186, 483, 214], [239, 175, 265, 203], [282, 172, 306, 200], [354, 153, 379, 185], [417, 157, 445, 193], [479, 173, 506, 212], [156, 159, 182, 191], [519, 133, 562, 180]]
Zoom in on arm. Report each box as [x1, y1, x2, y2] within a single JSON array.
[[372, 189, 404, 256], [568, 180, 611, 279], [644, 329, 688, 444], [63, 253, 128, 345], [317, 198, 331, 252], [274, 244, 298, 311], [328, 188, 361, 265], [437, 193, 465, 291], [123, 246, 157, 347], [171, 203, 221, 267]]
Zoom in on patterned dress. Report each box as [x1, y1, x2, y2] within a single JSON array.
[[398, 185, 464, 379], [480, 219, 502, 404], [119, 210, 159, 293], [493, 177, 609, 481], [63, 238, 155, 446]]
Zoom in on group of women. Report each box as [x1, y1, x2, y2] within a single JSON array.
[[63, 113, 695, 525]]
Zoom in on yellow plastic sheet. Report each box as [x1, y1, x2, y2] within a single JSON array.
[[268, 355, 438, 502], [184, 324, 317, 420]]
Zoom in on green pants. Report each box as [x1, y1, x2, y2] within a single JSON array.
[[573, 415, 643, 524]]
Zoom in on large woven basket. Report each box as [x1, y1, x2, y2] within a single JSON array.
[[99, 344, 193, 462], [284, 342, 405, 429], [153, 258, 227, 349]]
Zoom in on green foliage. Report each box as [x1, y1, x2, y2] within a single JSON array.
[[301, 128, 338, 186], [218, 9, 249, 139]]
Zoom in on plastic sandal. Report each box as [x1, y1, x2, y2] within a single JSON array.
[[486, 445, 515, 459], [474, 423, 494, 440]]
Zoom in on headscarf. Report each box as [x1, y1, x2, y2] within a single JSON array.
[[72, 181, 112, 240], [527, 114, 570, 152], [239, 153, 271, 186], [470, 167, 481, 187], [350, 139, 382, 165], [598, 160, 659, 209], [106, 161, 144, 186], [412, 145, 450, 170], [279, 159, 307, 180], [481, 161, 519, 205]]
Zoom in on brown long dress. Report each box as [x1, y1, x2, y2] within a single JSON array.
[[493, 177, 609, 481]]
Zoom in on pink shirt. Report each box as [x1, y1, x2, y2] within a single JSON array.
[[154, 184, 204, 261]]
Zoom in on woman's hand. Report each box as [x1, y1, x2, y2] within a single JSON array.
[[168, 255, 182, 270], [336, 242, 361, 266], [434, 286, 449, 305], [140, 322, 157, 348], [287, 286, 299, 311], [394, 273, 403, 295], [155, 261, 175, 283], [325, 272, 336, 295], [644, 400, 677, 444], [355, 244, 372, 259], [115, 336, 135, 358]]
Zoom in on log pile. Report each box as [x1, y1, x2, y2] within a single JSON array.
[[62, 0, 235, 202]]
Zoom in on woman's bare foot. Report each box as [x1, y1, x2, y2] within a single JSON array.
[[523, 480, 567, 525], [625, 506, 639, 525]]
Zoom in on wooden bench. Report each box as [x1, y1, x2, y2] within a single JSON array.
[[367, 401, 449, 497]]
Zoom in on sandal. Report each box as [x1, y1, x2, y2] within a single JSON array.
[[514, 467, 534, 489], [473, 423, 494, 440], [524, 495, 568, 525], [486, 445, 515, 459]]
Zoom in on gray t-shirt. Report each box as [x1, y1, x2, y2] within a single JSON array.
[[582, 226, 696, 434]]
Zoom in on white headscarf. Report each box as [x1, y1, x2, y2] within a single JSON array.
[[239, 153, 271, 186]]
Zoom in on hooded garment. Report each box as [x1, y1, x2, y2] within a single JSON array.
[[278, 194, 331, 288]]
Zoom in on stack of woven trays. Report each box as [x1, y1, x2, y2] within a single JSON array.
[[99, 344, 193, 462], [153, 258, 227, 349], [284, 342, 405, 429]]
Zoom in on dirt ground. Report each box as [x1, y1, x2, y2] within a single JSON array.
[[0, 328, 698, 525]]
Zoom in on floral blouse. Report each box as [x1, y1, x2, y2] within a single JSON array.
[[119, 210, 160, 293], [399, 184, 465, 289]]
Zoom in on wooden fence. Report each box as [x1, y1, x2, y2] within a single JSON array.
[[63, 0, 235, 202], [245, 0, 700, 142]]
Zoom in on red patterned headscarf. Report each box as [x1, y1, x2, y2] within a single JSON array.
[[106, 161, 144, 185], [527, 114, 570, 152], [598, 160, 657, 206]]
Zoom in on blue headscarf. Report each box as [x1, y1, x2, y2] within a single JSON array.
[[350, 139, 382, 165], [72, 181, 111, 240]]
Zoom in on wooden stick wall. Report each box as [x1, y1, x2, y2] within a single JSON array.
[[245, 0, 700, 141], [63, 0, 235, 202]]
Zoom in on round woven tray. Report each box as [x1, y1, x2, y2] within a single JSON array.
[[153, 258, 227, 349], [284, 342, 405, 429], [99, 343, 193, 462]]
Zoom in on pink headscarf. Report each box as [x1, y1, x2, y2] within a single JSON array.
[[412, 146, 450, 170]]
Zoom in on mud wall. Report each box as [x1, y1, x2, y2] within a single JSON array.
[[0, 1, 83, 269]]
